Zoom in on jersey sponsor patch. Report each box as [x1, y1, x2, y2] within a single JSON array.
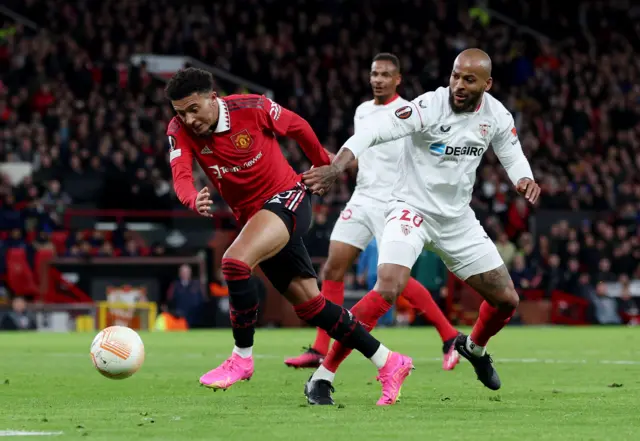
[[395, 106, 412, 120]]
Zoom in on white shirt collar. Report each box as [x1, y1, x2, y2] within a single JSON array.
[[214, 97, 231, 133]]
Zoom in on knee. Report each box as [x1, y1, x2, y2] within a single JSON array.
[[495, 282, 519, 311], [373, 265, 405, 303], [221, 256, 252, 283], [222, 245, 246, 264]]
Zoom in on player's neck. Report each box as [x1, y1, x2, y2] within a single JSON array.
[[210, 116, 219, 133], [374, 93, 399, 106]]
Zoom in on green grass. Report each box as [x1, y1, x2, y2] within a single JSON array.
[[2, 327, 639, 440]]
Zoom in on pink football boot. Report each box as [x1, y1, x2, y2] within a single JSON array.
[[284, 347, 324, 369], [376, 352, 414, 406], [199, 353, 254, 390]]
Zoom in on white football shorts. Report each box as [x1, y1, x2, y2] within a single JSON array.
[[329, 201, 386, 250], [377, 203, 504, 280]]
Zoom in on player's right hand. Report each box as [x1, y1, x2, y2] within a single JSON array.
[[195, 187, 213, 217], [516, 178, 541, 205], [302, 164, 340, 196]]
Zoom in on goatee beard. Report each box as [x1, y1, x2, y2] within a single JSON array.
[[449, 93, 482, 113]]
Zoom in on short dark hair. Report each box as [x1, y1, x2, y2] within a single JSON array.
[[165, 67, 214, 101], [373, 53, 401, 72]]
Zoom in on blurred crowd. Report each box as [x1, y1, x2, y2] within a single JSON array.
[[0, 0, 639, 314]]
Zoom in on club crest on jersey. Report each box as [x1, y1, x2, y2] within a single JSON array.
[[341, 208, 352, 220], [401, 224, 412, 236], [230, 129, 253, 150], [395, 106, 412, 120], [479, 123, 491, 138]]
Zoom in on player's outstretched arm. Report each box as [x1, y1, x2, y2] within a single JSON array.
[[342, 102, 423, 158], [492, 117, 540, 205], [303, 100, 424, 195]]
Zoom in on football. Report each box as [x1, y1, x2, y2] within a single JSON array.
[[90, 326, 145, 379]]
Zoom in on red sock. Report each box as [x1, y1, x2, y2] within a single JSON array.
[[311, 280, 344, 355], [470, 301, 515, 346], [322, 290, 391, 373], [400, 277, 458, 342]]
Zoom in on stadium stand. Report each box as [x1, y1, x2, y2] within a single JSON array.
[[1, 0, 639, 323]]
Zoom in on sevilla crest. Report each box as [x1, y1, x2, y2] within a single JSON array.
[[479, 123, 490, 138], [401, 224, 413, 236]]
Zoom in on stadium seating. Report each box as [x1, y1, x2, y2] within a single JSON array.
[[5, 248, 39, 297]]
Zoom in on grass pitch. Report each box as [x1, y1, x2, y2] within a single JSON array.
[[2, 327, 639, 440]]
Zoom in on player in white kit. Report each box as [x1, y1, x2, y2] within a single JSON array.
[[286, 54, 461, 405], [304, 49, 541, 396]]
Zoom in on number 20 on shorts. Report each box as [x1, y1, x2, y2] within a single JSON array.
[[395, 209, 424, 227]]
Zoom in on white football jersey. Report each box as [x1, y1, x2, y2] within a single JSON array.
[[343, 86, 533, 218], [351, 96, 410, 206]]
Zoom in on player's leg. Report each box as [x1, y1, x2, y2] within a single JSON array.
[[436, 209, 517, 390], [198, 208, 292, 389], [368, 207, 461, 370], [284, 241, 360, 367], [454, 264, 515, 390], [262, 196, 413, 405], [286, 273, 413, 406], [398, 277, 461, 370], [306, 206, 427, 405], [285, 204, 370, 367]]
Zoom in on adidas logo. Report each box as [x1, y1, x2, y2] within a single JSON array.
[[201, 146, 212, 154]]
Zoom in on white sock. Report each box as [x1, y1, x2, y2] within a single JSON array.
[[310, 365, 335, 383], [232, 346, 253, 358], [370, 345, 391, 369], [466, 336, 486, 357]]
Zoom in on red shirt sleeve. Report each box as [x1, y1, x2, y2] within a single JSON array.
[[258, 97, 331, 167], [167, 119, 198, 211]]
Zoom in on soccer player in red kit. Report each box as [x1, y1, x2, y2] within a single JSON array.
[[165, 67, 413, 405]]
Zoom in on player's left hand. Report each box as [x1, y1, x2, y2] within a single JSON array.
[[302, 164, 340, 196], [516, 178, 541, 205]]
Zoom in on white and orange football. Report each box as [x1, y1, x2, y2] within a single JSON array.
[[90, 326, 145, 379]]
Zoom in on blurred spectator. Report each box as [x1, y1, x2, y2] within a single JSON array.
[[0, 296, 37, 331], [510, 254, 536, 290], [164, 264, 206, 328], [495, 232, 517, 269], [591, 283, 622, 325]]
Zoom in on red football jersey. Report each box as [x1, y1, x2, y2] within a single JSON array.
[[168, 94, 330, 225]]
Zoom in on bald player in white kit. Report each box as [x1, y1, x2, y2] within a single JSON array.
[[304, 49, 541, 402], [285, 54, 461, 392]]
